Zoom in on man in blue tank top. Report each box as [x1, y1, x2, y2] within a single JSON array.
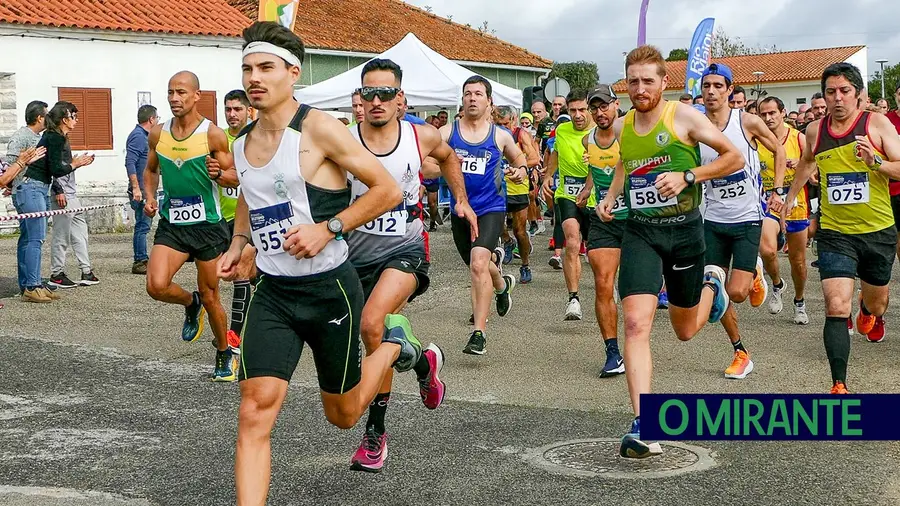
[[440, 75, 528, 356]]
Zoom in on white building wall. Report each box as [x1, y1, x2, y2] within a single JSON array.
[[0, 30, 245, 191]]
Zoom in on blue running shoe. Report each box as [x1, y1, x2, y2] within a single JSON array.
[[600, 349, 625, 378], [519, 265, 533, 284], [657, 290, 669, 310], [503, 240, 515, 265], [182, 291, 205, 342], [382, 314, 423, 372], [620, 418, 663, 459], [704, 265, 730, 323]]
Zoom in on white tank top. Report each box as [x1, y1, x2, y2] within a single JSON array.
[[347, 120, 425, 266], [701, 109, 764, 223], [233, 105, 351, 277]]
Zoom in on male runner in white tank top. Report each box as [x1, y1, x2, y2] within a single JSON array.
[[217, 22, 422, 504], [699, 64, 787, 379], [346, 58, 476, 473]]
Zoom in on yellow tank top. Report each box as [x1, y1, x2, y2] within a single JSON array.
[[759, 126, 807, 221], [815, 112, 893, 234], [505, 127, 530, 197]]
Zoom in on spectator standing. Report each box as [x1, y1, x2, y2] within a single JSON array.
[[18, 101, 94, 302], [125, 105, 158, 274]]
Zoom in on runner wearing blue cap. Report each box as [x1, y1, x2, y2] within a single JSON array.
[[698, 63, 787, 379]]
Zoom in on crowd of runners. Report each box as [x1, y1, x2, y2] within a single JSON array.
[[8, 19, 899, 503]]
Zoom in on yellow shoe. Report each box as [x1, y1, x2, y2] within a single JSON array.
[[724, 350, 754, 379], [749, 257, 767, 308]]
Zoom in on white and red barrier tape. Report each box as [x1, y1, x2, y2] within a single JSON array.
[[0, 203, 126, 222]]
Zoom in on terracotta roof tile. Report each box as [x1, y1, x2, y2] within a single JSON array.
[[0, 0, 250, 36], [227, 0, 551, 68], [0, 0, 551, 69], [612, 46, 865, 93]]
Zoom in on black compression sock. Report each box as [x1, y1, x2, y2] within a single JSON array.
[[569, 292, 579, 301], [413, 354, 431, 380], [732, 339, 746, 353], [773, 279, 785, 290], [366, 392, 390, 435], [229, 280, 252, 336], [824, 316, 851, 383]]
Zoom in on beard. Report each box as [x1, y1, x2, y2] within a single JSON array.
[[632, 90, 662, 113], [369, 117, 391, 127]]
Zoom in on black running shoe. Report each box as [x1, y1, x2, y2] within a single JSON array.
[[463, 330, 486, 355], [181, 291, 206, 342], [48, 272, 77, 289], [495, 275, 515, 317], [79, 271, 100, 286]]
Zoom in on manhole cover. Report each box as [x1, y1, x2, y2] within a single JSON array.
[[523, 438, 716, 479]]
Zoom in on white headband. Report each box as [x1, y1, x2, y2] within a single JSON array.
[[242, 41, 302, 69]]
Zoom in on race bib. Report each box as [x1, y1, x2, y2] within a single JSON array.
[[710, 172, 752, 201], [563, 176, 586, 197], [249, 202, 296, 256], [222, 186, 240, 200], [629, 174, 672, 210], [596, 188, 627, 212], [169, 196, 206, 224], [361, 210, 408, 237], [827, 173, 869, 205], [461, 157, 487, 176]]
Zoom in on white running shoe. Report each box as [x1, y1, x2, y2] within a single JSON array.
[[565, 298, 583, 321], [768, 280, 784, 315], [793, 300, 809, 325]]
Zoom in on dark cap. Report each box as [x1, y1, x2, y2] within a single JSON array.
[[588, 84, 618, 104]]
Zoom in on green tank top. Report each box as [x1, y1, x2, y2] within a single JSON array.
[[218, 128, 240, 221], [552, 121, 591, 202], [586, 127, 627, 220], [620, 101, 702, 221], [156, 118, 222, 225]]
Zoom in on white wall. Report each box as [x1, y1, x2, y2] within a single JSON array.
[[0, 30, 245, 189]]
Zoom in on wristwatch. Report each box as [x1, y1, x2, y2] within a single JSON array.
[[683, 170, 696, 186], [327, 216, 344, 240], [870, 154, 884, 171], [775, 187, 787, 196]]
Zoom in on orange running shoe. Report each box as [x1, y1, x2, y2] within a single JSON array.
[[749, 257, 768, 308], [226, 329, 242, 349], [856, 297, 877, 335], [830, 381, 849, 394], [724, 350, 754, 379]]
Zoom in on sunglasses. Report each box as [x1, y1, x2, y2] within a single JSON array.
[[358, 86, 400, 102]]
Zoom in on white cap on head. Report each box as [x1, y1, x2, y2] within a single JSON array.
[[242, 41, 302, 69]]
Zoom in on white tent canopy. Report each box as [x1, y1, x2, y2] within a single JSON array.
[[295, 33, 523, 111]]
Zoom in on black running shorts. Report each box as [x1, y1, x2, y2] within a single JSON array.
[[239, 262, 365, 394], [506, 194, 530, 214], [703, 220, 762, 273], [451, 212, 505, 266], [555, 197, 591, 242], [154, 218, 229, 262], [618, 213, 706, 308], [816, 227, 897, 287], [587, 214, 626, 251], [354, 244, 431, 303]]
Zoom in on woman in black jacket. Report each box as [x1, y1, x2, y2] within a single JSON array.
[[17, 101, 94, 303]]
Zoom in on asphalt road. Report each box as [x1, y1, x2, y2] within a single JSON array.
[[2, 227, 900, 506]]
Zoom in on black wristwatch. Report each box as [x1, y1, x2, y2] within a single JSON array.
[[683, 170, 696, 186], [775, 187, 787, 196], [327, 217, 344, 240]]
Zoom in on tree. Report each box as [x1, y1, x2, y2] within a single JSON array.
[[710, 27, 778, 58], [545, 61, 600, 92], [867, 62, 900, 108], [666, 48, 689, 61]]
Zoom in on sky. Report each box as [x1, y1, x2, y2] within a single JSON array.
[[403, 0, 899, 84]]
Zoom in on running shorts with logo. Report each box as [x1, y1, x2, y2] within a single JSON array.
[[814, 111, 896, 286], [552, 121, 592, 240], [153, 118, 229, 261], [355, 243, 430, 303], [238, 262, 365, 393], [759, 125, 809, 233], [585, 129, 627, 250], [618, 101, 706, 307]]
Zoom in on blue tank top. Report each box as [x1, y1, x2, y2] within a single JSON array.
[[448, 120, 505, 215]]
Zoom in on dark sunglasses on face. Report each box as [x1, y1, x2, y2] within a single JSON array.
[[359, 86, 400, 102]]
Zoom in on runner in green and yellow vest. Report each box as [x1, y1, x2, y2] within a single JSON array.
[[781, 62, 900, 395], [576, 85, 626, 378], [595, 46, 744, 460], [539, 92, 592, 321], [142, 71, 237, 382]]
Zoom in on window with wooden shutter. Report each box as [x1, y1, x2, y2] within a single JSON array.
[[197, 90, 218, 125], [56, 87, 113, 150]]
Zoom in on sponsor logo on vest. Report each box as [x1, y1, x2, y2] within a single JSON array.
[[274, 173, 289, 199], [625, 155, 672, 171], [656, 131, 671, 147]]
